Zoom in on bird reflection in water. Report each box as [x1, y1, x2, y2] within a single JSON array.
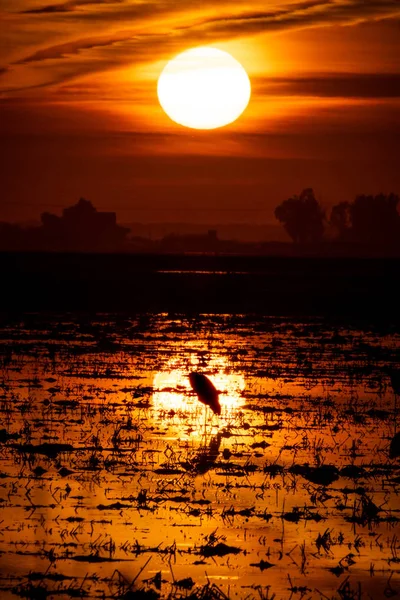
[[183, 432, 223, 475]]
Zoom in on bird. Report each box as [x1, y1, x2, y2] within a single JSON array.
[[189, 372, 221, 415]]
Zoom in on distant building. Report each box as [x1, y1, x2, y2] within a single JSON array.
[[40, 198, 129, 252]]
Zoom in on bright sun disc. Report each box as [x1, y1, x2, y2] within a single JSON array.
[[157, 47, 251, 130]]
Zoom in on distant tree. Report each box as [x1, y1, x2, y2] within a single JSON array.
[[274, 188, 325, 243], [329, 193, 400, 246], [330, 201, 351, 240], [350, 193, 400, 244]]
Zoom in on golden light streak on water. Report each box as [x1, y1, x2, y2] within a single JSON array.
[[152, 356, 246, 427]]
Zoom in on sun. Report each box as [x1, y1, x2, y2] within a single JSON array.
[[157, 47, 251, 130]]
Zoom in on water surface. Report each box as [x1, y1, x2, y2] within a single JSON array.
[[0, 313, 399, 599]]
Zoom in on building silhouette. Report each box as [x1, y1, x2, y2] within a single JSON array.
[[39, 198, 129, 252]]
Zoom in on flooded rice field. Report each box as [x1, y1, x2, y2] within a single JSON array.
[[0, 313, 400, 599]]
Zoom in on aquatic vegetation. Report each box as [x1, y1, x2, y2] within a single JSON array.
[[0, 313, 400, 599]]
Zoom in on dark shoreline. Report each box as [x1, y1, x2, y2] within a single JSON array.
[[0, 251, 399, 318]]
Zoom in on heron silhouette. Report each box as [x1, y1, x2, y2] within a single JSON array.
[[189, 372, 221, 415], [189, 372, 221, 440]]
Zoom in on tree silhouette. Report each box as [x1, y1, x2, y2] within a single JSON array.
[[350, 193, 399, 244], [274, 188, 325, 243], [329, 193, 400, 246], [330, 201, 351, 240]]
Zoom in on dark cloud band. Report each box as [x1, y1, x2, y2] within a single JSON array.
[[21, 0, 124, 14], [255, 73, 400, 99]]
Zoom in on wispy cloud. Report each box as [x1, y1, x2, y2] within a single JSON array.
[[21, 0, 125, 14], [14, 31, 138, 64], [190, 0, 400, 37], [1, 0, 399, 95], [14, 0, 400, 62]]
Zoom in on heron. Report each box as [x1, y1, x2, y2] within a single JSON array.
[[189, 372, 221, 442], [189, 372, 221, 416]]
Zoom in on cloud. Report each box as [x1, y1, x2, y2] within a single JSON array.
[[21, 0, 124, 14], [2, 0, 399, 97], [14, 31, 137, 64], [256, 73, 400, 99], [15, 0, 400, 65], [179, 0, 400, 39], [16, 0, 215, 19]]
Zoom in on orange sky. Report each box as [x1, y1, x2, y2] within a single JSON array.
[[0, 0, 399, 224]]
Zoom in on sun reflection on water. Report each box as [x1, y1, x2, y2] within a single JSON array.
[[152, 357, 246, 417]]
